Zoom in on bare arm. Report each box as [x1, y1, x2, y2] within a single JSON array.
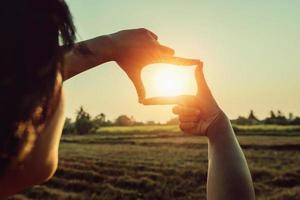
[[63, 28, 200, 101], [63, 35, 114, 80], [206, 113, 255, 200], [0, 28, 200, 198], [179, 65, 255, 200], [151, 63, 255, 200]]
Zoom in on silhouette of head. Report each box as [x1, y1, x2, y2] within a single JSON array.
[[0, 0, 76, 175]]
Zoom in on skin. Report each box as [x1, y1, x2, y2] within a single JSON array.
[[0, 28, 255, 199], [0, 28, 199, 199], [147, 64, 256, 199]]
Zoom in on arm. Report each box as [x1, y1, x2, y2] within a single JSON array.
[[63, 35, 114, 80], [0, 75, 65, 199], [166, 64, 255, 200], [206, 113, 255, 200], [0, 28, 199, 198], [63, 28, 200, 101]]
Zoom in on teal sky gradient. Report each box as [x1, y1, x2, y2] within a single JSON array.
[[64, 0, 300, 122]]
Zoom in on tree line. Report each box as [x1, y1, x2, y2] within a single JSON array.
[[231, 110, 300, 125], [63, 107, 300, 134], [63, 106, 166, 135]]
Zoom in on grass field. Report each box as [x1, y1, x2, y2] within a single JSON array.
[[10, 125, 300, 200]]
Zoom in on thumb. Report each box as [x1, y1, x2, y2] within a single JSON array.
[[129, 70, 146, 103]]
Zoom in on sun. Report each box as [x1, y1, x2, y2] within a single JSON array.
[[154, 68, 185, 96], [142, 64, 197, 98]]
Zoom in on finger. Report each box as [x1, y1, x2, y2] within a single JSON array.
[[158, 45, 175, 56], [142, 95, 199, 106], [180, 122, 197, 131], [128, 71, 146, 103], [179, 115, 200, 123], [146, 29, 158, 40], [142, 96, 180, 105], [136, 28, 158, 40], [158, 56, 202, 66], [172, 105, 201, 116]]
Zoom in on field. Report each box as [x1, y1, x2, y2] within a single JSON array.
[[10, 125, 300, 200]]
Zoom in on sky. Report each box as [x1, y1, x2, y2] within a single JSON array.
[[64, 0, 300, 123]]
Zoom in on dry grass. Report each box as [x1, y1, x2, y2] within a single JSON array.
[[9, 125, 300, 200]]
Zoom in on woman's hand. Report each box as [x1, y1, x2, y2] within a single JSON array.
[[108, 28, 200, 102], [64, 28, 200, 102], [142, 63, 225, 136], [172, 64, 224, 136]]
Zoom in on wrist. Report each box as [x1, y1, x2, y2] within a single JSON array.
[[105, 34, 118, 62], [93, 35, 115, 62], [206, 111, 233, 143]]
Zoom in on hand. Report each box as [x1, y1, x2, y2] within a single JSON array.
[[142, 63, 224, 136], [108, 28, 200, 102]]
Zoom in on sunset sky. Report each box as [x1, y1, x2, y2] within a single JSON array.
[[64, 0, 300, 123]]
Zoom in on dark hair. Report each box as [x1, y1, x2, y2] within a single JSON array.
[[0, 0, 76, 175]]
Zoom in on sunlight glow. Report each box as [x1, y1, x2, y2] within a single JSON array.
[[142, 64, 197, 98]]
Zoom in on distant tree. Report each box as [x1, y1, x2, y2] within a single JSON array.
[[246, 110, 260, 125], [146, 121, 156, 125], [105, 120, 113, 126], [115, 115, 134, 126], [270, 110, 276, 119], [74, 106, 94, 134], [291, 117, 300, 125], [248, 110, 258, 121], [265, 110, 288, 125], [93, 113, 106, 129], [277, 110, 283, 117], [234, 116, 249, 125], [276, 110, 288, 125], [62, 118, 75, 134], [289, 113, 294, 121], [134, 121, 144, 126], [166, 117, 179, 125]]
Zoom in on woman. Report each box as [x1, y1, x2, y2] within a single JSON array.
[[0, 0, 255, 199]]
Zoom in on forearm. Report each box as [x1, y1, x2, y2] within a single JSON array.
[[206, 113, 255, 200], [63, 35, 114, 81]]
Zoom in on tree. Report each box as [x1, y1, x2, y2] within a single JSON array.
[[62, 118, 75, 134], [265, 110, 288, 125], [247, 110, 259, 125], [93, 113, 106, 129], [276, 110, 288, 125], [289, 113, 294, 121], [291, 117, 300, 125], [248, 110, 258, 121], [146, 121, 156, 125], [270, 110, 276, 119], [115, 115, 134, 126], [74, 106, 94, 134], [166, 117, 179, 125], [234, 116, 249, 125], [277, 110, 283, 118]]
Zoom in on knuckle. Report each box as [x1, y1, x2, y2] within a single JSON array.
[[139, 28, 148, 33]]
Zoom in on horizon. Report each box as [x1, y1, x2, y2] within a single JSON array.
[[64, 0, 300, 123], [66, 106, 300, 123]]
